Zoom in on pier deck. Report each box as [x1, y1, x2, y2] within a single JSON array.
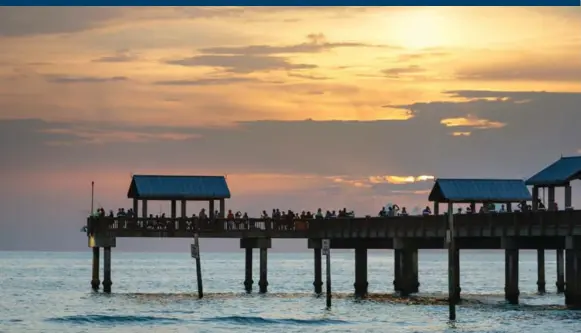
[[91, 210, 581, 247]]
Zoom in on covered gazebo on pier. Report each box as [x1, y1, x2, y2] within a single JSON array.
[[526, 155, 581, 211], [427, 178, 532, 305], [428, 178, 532, 214], [525, 155, 581, 294], [127, 175, 231, 219]]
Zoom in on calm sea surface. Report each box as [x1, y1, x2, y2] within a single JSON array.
[[2, 250, 581, 332]]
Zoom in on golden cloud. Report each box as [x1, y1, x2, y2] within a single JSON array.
[[440, 116, 506, 129], [451, 131, 471, 136], [368, 175, 434, 184]]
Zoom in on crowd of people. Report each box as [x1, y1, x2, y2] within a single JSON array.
[[88, 197, 561, 232]]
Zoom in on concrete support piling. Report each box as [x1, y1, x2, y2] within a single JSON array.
[[91, 247, 100, 291], [399, 249, 420, 296], [393, 249, 402, 292], [537, 249, 546, 294], [102, 246, 112, 293], [241, 238, 271, 293], [259, 248, 268, 293], [556, 249, 565, 293], [354, 248, 368, 297], [565, 236, 581, 308], [394, 238, 420, 296], [313, 248, 323, 294], [244, 247, 253, 292], [504, 248, 519, 304]]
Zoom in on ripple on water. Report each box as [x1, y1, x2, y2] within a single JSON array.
[[46, 314, 184, 325], [199, 315, 350, 326]]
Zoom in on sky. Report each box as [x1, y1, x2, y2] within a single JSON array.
[[1, 6, 580, 252]]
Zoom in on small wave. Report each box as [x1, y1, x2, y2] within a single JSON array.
[[200, 315, 349, 326], [46, 314, 183, 325]]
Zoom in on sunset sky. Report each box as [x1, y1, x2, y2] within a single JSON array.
[[1, 6, 580, 251]]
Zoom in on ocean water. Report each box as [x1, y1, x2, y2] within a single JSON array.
[[1, 250, 581, 333]]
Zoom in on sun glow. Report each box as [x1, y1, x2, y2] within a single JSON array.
[[387, 8, 456, 50]]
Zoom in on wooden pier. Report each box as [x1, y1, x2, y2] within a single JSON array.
[[85, 156, 581, 311]]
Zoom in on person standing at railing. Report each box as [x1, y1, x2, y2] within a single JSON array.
[[227, 210, 235, 230]]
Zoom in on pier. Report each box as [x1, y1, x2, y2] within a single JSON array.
[[85, 156, 581, 310]]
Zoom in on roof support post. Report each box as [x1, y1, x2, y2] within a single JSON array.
[[209, 200, 215, 218], [171, 200, 177, 219], [133, 199, 138, 217], [532, 186, 539, 211], [548, 186, 556, 211], [434, 201, 439, 215], [142, 200, 148, 218], [565, 183, 572, 210], [506, 203, 512, 212], [181, 200, 187, 217], [219, 199, 225, 218]]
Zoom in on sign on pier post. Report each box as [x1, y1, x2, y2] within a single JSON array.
[[322, 239, 332, 308], [192, 233, 203, 299], [322, 239, 330, 255]]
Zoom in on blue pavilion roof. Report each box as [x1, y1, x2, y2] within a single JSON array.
[[127, 175, 231, 200], [526, 156, 581, 187], [428, 178, 531, 203]]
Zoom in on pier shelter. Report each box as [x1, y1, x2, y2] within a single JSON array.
[[526, 156, 581, 299], [428, 178, 532, 304], [127, 175, 231, 219], [89, 175, 231, 293]]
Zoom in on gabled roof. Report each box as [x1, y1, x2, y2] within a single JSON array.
[[127, 175, 231, 200], [428, 178, 532, 203], [526, 156, 581, 187]]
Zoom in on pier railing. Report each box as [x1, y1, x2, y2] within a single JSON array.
[[86, 210, 581, 238]]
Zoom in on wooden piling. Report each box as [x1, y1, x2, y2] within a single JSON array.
[[323, 239, 331, 308], [192, 233, 203, 298], [447, 202, 457, 321]]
